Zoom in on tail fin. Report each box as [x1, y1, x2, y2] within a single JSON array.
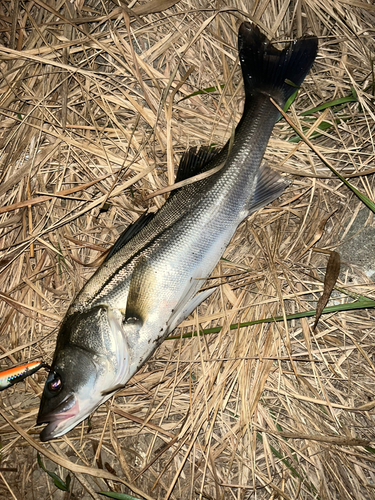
[[238, 22, 318, 106]]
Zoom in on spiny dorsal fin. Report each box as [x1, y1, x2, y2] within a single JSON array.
[[104, 212, 154, 263], [173, 146, 219, 187]]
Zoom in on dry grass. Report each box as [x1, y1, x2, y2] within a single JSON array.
[[0, 0, 375, 499]]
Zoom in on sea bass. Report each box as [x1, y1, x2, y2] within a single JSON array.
[[37, 23, 318, 441]]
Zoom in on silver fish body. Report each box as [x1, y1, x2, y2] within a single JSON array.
[[37, 23, 318, 441]]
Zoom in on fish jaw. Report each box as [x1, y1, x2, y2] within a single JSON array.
[[37, 393, 79, 441], [37, 368, 120, 441], [37, 388, 119, 441]]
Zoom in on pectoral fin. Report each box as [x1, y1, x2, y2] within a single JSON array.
[[125, 256, 156, 322]]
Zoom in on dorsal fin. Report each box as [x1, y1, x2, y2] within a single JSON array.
[[173, 146, 219, 188], [104, 212, 154, 263]]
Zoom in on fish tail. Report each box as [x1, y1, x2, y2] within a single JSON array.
[[238, 23, 318, 106]]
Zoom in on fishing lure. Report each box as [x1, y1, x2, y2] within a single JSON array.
[[0, 360, 45, 390]]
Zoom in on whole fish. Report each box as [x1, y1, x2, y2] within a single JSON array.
[[0, 360, 44, 390], [37, 23, 318, 441]]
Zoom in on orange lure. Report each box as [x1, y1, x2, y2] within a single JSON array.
[[0, 360, 45, 390]]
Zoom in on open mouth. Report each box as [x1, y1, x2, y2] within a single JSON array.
[[37, 394, 79, 442]]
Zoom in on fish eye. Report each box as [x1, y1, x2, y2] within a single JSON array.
[[47, 374, 62, 393]]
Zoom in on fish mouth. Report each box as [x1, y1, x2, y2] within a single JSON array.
[[37, 394, 79, 442]]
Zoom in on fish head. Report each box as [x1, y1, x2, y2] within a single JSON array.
[[37, 306, 130, 441]]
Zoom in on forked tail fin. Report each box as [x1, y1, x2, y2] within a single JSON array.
[[238, 22, 318, 106]]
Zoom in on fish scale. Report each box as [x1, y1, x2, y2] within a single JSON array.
[[37, 22, 318, 441], [77, 96, 277, 312]]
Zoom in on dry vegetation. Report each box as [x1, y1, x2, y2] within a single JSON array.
[[1, 0, 375, 499]]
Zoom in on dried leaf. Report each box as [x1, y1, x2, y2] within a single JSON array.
[[257, 428, 369, 446], [0, 410, 154, 500], [133, 0, 181, 16], [299, 210, 336, 257], [313, 251, 341, 330], [0, 174, 111, 216]]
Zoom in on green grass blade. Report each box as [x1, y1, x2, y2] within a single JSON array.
[[288, 119, 335, 142], [301, 87, 357, 116], [256, 432, 319, 496], [98, 492, 143, 500], [167, 297, 375, 340], [278, 89, 298, 121], [284, 89, 298, 111], [37, 453, 70, 492], [256, 432, 302, 480], [273, 98, 375, 213], [288, 114, 353, 142], [179, 84, 225, 102], [331, 170, 375, 213]]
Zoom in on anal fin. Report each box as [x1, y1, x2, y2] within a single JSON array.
[[167, 287, 216, 333]]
